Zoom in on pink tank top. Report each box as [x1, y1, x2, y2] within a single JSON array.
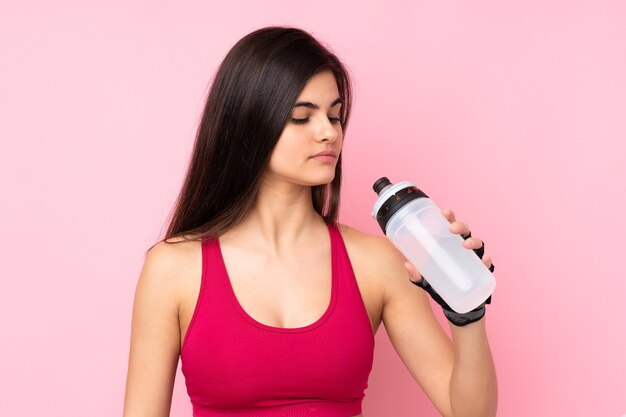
[[180, 222, 375, 417]]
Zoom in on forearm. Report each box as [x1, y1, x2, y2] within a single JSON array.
[[448, 316, 498, 417]]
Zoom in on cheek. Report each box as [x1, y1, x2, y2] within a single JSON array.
[[268, 138, 303, 170]]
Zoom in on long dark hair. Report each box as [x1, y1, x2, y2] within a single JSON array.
[[148, 26, 353, 253]]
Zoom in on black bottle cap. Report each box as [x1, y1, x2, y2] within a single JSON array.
[[372, 176, 428, 234], [373, 177, 392, 195]]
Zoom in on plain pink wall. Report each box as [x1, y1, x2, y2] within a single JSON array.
[[1, 1, 624, 416]]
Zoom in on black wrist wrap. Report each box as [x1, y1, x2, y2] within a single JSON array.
[[411, 278, 491, 326]]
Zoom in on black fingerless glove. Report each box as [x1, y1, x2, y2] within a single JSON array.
[[410, 231, 494, 327]]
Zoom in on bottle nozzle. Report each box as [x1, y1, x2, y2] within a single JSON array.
[[373, 177, 392, 195]]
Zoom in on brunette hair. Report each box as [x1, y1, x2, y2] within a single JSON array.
[[148, 26, 353, 253]]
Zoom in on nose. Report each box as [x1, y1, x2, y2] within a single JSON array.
[[316, 116, 341, 143]]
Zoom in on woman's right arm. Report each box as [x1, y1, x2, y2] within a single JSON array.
[[123, 242, 182, 417]]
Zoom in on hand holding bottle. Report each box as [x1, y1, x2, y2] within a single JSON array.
[[403, 208, 494, 283], [371, 177, 496, 317], [403, 207, 495, 326]]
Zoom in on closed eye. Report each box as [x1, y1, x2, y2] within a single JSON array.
[[290, 117, 342, 125]]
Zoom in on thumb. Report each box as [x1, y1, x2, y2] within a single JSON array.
[[404, 261, 422, 280]]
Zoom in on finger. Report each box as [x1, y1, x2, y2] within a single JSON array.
[[450, 221, 471, 237], [403, 261, 423, 282], [442, 208, 456, 223], [463, 236, 483, 249], [483, 254, 493, 268]]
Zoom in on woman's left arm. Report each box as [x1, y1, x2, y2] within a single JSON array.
[[376, 208, 497, 417], [448, 313, 498, 417]]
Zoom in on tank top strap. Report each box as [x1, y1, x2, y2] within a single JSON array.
[[327, 222, 375, 344], [327, 222, 352, 278]]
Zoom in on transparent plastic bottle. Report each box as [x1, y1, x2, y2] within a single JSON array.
[[371, 177, 495, 313]]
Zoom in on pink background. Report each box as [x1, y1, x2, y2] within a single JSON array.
[[1, 1, 625, 416]]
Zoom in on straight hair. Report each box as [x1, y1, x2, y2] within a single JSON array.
[[148, 26, 353, 253]]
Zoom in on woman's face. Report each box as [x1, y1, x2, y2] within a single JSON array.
[[264, 69, 343, 187]]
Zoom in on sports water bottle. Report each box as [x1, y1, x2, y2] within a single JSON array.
[[371, 177, 495, 313]]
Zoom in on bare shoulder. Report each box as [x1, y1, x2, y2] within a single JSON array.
[[336, 222, 408, 266], [140, 236, 203, 309], [336, 222, 412, 303], [157, 234, 203, 264]]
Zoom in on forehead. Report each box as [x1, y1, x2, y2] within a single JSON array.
[[296, 70, 341, 103]]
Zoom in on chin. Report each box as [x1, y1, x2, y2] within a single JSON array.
[[310, 174, 336, 186], [294, 172, 333, 187]]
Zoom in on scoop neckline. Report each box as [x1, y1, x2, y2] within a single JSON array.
[[215, 223, 338, 333]]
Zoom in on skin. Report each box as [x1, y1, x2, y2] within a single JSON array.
[[123, 69, 497, 417]]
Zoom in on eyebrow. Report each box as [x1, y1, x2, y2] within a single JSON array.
[[293, 97, 343, 110]]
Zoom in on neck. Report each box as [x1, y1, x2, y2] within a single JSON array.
[[225, 178, 327, 257]]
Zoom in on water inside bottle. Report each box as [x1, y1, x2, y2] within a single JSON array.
[[394, 229, 475, 292]]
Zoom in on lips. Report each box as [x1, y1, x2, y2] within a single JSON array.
[[310, 151, 337, 158]]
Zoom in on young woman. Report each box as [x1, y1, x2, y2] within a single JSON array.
[[123, 26, 498, 417]]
